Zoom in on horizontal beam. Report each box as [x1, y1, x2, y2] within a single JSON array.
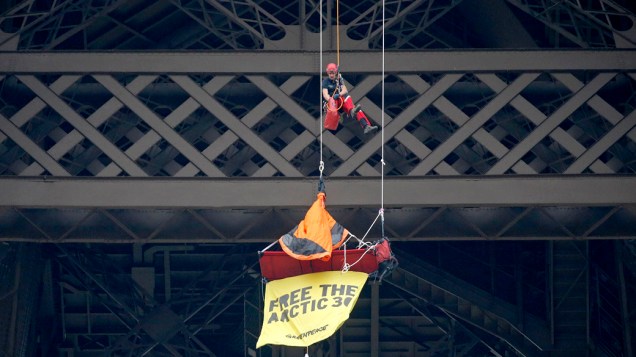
[[1, 50, 635, 73], [1, 176, 635, 208]]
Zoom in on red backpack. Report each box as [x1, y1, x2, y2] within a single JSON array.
[[373, 238, 398, 281]]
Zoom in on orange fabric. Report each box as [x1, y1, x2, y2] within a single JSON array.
[[279, 192, 348, 261]]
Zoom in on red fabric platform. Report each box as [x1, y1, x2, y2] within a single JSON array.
[[259, 249, 378, 281]]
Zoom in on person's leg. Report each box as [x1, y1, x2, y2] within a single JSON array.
[[355, 109, 372, 126], [341, 96, 354, 115], [343, 96, 378, 134], [343, 97, 366, 124], [334, 97, 346, 123], [355, 109, 378, 134]]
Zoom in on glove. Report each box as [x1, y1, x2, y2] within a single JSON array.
[[333, 93, 340, 99]]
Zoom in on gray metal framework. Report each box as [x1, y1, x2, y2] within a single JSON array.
[[1, 0, 635, 51], [1, 50, 635, 180], [0, 49, 634, 357], [1, 0, 636, 356], [1, 50, 635, 247]]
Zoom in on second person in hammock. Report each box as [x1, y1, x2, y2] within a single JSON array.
[[322, 63, 378, 134]]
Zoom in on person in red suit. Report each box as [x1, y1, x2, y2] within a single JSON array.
[[322, 63, 378, 134]]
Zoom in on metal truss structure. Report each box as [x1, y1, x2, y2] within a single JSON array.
[[1, 50, 636, 178], [1, 0, 635, 51], [1, 0, 636, 357]]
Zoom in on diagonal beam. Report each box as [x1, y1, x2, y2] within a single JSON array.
[[433, 95, 533, 174], [558, 0, 636, 47], [44, 0, 130, 50], [488, 72, 616, 174], [393, 129, 459, 174], [477, 74, 613, 174], [175, 132, 237, 177], [16, 75, 147, 176], [380, 0, 464, 43], [173, 76, 302, 177], [94, 75, 223, 177], [393, 75, 459, 174], [565, 109, 636, 173], [21, 75, 156, 176], [244, 76, 317, 176], [168, 0, 242, 49], [430, 74, 538, 174], [333, 74, 463, 176], [0, 113, 70, 176], [0, 75, 78, 143], [364, 0, 427, 39], [504, 0, 590, 47], [409, 73, 540, 176], [201, 0, 268, 44], [101, 76, 233, 177], [0, 0, 76, 49], [170, 75, 302, 176], [557, 72, 636, 144], [246, 75, 318, 135]]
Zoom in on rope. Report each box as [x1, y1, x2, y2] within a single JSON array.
[[381, 0, 386, 238], [340, 232, 376, 273], [346, 0, 387, 244], [336, 0, 340, 67], [331, 0, 343, 112], [259, 240, 278, 254], [319, 0, 324, 180]]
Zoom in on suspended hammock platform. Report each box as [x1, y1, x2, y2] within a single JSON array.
[[259, 248, 379, 282], [257, 178, 397, 282]]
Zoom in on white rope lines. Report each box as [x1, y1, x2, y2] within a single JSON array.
[[381, 0, 386, 238], [319, 0, 324, 180]]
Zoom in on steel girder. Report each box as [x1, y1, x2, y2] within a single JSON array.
[[0, 1, 634, 356], [2, 50, 636, 72], [505, 0, 636, 48], [1, 176, 636, 243], [0, 0, 478, 51], [42, 240, 635, 356], [54, 243, 260, 356], [0, 0, 467, 51], [1, 50, 636, 244], [1, 0, 634, 51], [1, 51, 636, 180]]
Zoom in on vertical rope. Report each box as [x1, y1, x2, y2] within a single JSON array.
[[319, 0, 324, 180], [380, 0, 386, 237], [336, 0, 340, 67]]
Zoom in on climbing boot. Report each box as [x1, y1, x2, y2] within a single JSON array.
[[364, 124, 379, 134]]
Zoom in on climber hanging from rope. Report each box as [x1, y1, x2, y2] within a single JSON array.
[[322, 63, 378, 134]]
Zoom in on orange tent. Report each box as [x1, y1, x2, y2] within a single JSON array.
[[278, 192, 347, 261]]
